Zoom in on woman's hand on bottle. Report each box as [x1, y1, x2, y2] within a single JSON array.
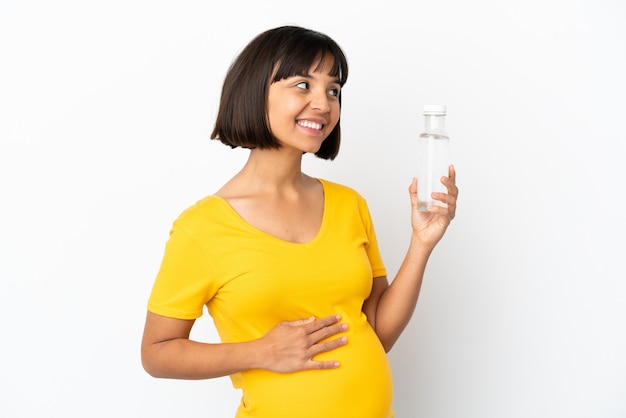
[[256, 314, 348, 373], [410, 164, 458, 248]]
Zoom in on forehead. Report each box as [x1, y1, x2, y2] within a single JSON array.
[[272, 51, 345, 84], [309, 55, 340, 77]]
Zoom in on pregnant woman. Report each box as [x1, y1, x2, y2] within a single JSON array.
[[141, 25, 458, 418]]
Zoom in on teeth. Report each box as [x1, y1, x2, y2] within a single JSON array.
[[298, 120, 322, 130]]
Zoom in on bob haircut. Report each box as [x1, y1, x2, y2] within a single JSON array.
[[210, 25, 349, 160]]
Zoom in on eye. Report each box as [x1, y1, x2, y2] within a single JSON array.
[[296, 81, 309, 90], [329, 87, 340, 97]]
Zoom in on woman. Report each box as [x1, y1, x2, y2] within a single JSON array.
[[141, 25, 458, 418]]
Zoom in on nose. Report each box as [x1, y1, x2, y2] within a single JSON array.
[[310, 89, 331, 112]]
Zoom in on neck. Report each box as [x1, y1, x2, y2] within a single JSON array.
[[237, 148, 309, 191]]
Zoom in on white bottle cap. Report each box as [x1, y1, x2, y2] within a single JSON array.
[[423, 105, 447, 115]]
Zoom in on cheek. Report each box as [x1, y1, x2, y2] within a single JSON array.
[[266, 103, 288, 130], [269, 100, 298, 121], [329, 104, 341, 127]]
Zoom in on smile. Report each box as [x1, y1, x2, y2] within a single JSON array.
[[297, 120, 323, 130]]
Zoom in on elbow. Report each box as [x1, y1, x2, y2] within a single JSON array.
[[141, 347, 165, 378], [142, 361, 158, 378], [141, 355, 158, 378], [382, 341, 395, 354], [377, 331, 399, 353], [142, 359, 169, 379], [374, 328, 397, 353], [375, 323, 404, 353]]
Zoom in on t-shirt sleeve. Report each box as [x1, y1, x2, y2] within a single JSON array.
[[358, 196, 387, 278], [147, 221, 215, 320]]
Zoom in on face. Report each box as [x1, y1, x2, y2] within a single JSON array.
[[266, 58, 341, 155]]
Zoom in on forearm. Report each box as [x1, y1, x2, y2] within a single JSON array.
[[375, 234, 434, 351], [142, 338, 261, 380]]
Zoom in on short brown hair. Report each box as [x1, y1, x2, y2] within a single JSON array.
[[210, 26, 349, 160]]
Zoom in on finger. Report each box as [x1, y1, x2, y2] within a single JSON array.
[[426, 203, 451, 216], [306, 337, 348, 369], [447, 168, 459, 198], [430, 193, 456, 220], [311, 336, 348, 355], [439, 170, 458, 216], [440, 175, 459, 200], [431, 190, 456, 209], [448, 164, 456, 183], [433, 187, 457, 205], [308, 322, 348, 345], [408, 177, 417, 195], [303, 314, 341, 334], [408, 179, 419, 211], [284, 316, 316, 327], [308, 359, 341, 370]]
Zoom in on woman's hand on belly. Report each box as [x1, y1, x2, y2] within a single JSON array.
[[252, 314, 348, 373]]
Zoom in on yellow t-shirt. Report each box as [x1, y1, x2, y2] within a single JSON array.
[[148, 179, 394, 418]]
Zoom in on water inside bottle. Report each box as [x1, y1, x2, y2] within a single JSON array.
[[417, 133, 449, 212]]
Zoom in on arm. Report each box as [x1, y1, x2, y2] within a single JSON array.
[[141, 311, 349, 379], [363, 165, 458, 352]]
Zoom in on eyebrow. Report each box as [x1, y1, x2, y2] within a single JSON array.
[[297, 72, 341, 85]]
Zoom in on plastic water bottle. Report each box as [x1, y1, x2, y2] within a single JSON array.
[[417, 105, 450, 212]]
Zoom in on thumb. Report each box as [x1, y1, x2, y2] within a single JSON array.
[[409, 178, 419, 206]]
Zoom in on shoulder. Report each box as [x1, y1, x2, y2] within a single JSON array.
[[318, 178, 364, 200], [318, 179, 379, 233], [318, 178, 371, 215], [173, 195, 230, 229]]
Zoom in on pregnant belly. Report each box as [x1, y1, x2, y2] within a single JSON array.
[[233, 320, 393, 418]]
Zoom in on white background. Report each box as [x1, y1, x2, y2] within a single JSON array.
[[1, 0, 625, 417]]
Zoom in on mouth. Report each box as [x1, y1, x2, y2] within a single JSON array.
[[297, 120, 324, 130]]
